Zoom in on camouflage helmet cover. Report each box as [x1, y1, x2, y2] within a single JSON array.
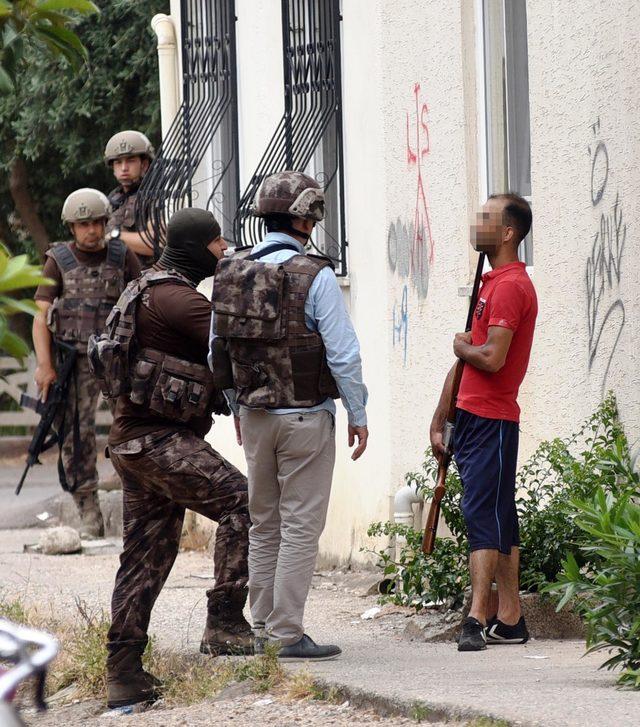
[[61, 188, 111, 223], [104, 130, 155, 163], [251, 171, 325, 221]]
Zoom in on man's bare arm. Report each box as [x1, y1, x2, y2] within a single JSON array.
[[32, 301, 56, 401], [453, 326, 514, 373], [429, 363, 456, 460], [119, 230, 154, 258]]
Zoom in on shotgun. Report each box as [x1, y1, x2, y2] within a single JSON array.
[[422, 252, 486, 554]]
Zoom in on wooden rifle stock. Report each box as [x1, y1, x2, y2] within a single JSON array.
[[422, 252, 486, 555]]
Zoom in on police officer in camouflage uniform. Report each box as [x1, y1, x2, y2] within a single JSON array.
[[33, 189, 141, 537], [210, 171, 368, 661], [104, 130, 156, 267], [101, 208, 251, 710]]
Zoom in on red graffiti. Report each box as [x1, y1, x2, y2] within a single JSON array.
[[405, 83, 434, 268]]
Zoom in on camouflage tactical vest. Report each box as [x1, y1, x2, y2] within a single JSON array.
[[106, 186, 138, 233], [107, 184, 155, 269], [212, 251, 339, 409], [87, 269, 227, 423], [46, 240, 126, 353]]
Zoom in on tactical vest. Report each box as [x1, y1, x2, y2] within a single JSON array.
[[46, 240, 126, 353], [106, 186, 138, 232], [212, 251, 340, 409], [107, 186, 154, 269], [87, 269, 227, 424]]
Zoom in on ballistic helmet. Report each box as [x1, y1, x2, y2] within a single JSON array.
[[104, 130, 155, 164], [61, 188, 111, 223], [251, 171, 325, 221]]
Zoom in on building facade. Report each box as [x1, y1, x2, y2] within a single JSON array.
[[150, 0, 639, 565]]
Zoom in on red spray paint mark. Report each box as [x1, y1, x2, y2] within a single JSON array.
[[405, 83, 434, 268]]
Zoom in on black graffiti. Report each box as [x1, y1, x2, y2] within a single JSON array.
[[585, 121, 626, 394], [590, 118, 609, 205]]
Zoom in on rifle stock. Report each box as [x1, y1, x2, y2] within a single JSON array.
[[422, 455, 449, 554], [422, 252, 485, 554]]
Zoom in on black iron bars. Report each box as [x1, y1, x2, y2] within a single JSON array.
[[233, 0, 347, 276], [136, 0, 240, 257]]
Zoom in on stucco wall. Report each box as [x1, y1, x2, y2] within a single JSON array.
[[380, 1, 478, 495], [526, 0, 640, 463]]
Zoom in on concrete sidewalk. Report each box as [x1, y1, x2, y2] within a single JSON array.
[[0, 528, 635, 727]]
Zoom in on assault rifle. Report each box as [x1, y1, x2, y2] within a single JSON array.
[[422, 252, 486, 555], [15, 341, 77, 496]]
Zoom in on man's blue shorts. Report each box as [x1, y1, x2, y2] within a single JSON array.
[[453, 408, 520, 555]]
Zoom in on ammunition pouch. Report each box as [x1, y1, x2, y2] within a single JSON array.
[[132, 348, 228, 422]]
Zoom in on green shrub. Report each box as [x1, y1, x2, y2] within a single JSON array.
[[366, 393, 635, 609], [364, 521, 469, 610], [546, 487, 640, 688], [515, 393, 635, 589]]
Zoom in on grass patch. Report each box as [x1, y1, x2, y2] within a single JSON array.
[[0, 595, 286, 707]]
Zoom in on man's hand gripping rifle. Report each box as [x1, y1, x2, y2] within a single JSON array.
[[15, 341, 77, 495]]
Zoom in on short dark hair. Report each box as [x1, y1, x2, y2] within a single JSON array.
[[263, 213, 295, 233], [489, 193, 532, 244]]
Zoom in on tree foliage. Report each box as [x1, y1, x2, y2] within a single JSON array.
[[0, 0, 99, 93], [0, 0, 167, 254]]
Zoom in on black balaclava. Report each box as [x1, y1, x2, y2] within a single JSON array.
[[158, 208, 221, 284]]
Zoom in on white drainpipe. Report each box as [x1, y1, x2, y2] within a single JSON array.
[[151, 13, 180, 139], [376, 484, 424, 594], [393, 483, 424, 559], [393, 482, 423, 528]]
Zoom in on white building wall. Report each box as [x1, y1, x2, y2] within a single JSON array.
[[380, 0, 478, 504], [164, 0, 639, 564], [526, 0, 640, 463]]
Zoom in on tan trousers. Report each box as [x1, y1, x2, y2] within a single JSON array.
[[240, 408, 336, 645]]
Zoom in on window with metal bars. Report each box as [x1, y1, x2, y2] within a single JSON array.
[[233, 0, 347, 276], [136, 0, 239, 256]]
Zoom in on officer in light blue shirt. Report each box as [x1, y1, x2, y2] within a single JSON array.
[[208, 171, 368, 661], [209, 230, 368, 429]]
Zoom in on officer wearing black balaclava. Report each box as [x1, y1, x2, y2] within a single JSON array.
[[104, 207, 251, 710], [157, 207, 225, 283]]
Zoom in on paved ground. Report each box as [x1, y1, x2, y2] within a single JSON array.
[[1, 456, 120, 532], [22, 692, 442, 727], [0, 528, 637, 727]]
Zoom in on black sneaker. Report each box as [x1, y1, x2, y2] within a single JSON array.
[[457, 617, 487, 651], [277, 634, 341, 661], [486, 616, 529, 644]]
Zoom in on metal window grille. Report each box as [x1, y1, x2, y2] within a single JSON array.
[[136, 0, 240, 254], [233, 0, 347, 276]]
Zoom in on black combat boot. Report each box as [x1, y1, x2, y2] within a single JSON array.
[[106, 647, 162, 709], [72, 490, 105, 539], [200, 586, 253, 656]]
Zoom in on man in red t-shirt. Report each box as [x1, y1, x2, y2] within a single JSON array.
[[430, 193, 537, 652]]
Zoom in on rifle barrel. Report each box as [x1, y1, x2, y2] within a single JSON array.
[[15, 465, 29, 496]]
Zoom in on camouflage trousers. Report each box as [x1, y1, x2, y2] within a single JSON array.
[[54, 354, 110, 496], [107, 428, 250, 657]]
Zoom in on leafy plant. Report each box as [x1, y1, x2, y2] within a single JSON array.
[[364, 520, 469, 610], [546, 487, 640, 689], [0, 0, 99, 93], [515, 393, 634, 589], [0, 241, 51, 360]]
